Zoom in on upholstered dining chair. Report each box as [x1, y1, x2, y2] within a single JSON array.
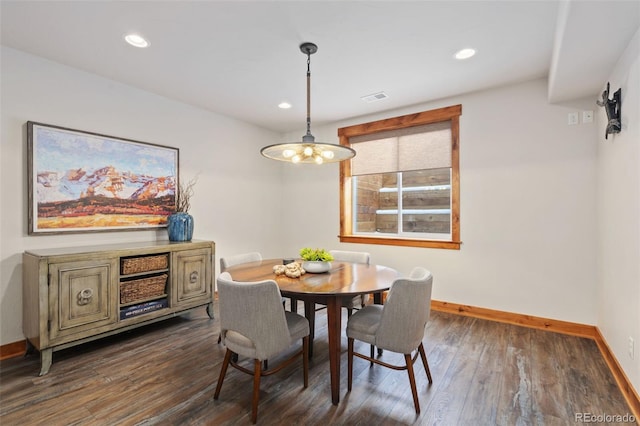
[[220, 251, 294, 313], [214, 272, 310, 424], [219, 251, 263, 272], [346, 267, 433, 414], [303, 250, 371, 354], [310, 250, 371, 314], [217, 252, 264, 344], [329, 250, 371, 316]]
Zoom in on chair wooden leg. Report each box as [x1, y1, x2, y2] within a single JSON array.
[[370, 344, 374, 367], [418, 343, 432, 383], [263, 360, 268, 370], [251, 359, 262, 424], [303, 336, 309, 388], [214, 349, 232, 399], [405, 353, 420, 414], [347, 338, 354, 391]]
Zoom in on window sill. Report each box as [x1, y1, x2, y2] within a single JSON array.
[[339, 235, 461, 250]]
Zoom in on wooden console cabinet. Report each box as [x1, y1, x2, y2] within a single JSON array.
[[22, 240, 215, 375]]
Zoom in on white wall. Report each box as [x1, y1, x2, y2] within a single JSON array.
[[596, 28, 640, 394], [0, 47, 285, 345], [281, 78, 599, 325]]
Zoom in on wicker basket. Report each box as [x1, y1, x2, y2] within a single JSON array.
[[121, 254, 169, 275], [120, 274, 168, 304]]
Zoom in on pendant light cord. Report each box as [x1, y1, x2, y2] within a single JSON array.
[[259, 41, 355, 163], [306, 49, 312, 138]]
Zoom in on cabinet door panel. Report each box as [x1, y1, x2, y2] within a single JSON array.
[[49, 259, 117, 341], [173, 248, 211, 304]]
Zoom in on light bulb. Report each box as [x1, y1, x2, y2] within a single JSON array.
[[292, 155, 301, 163], [283, 149, 295, 158], [303, 146, 314, 156], [314, 155, 323, 164], [321, 150, 335, 159]]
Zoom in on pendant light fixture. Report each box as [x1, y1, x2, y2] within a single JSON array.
[[261, 42, 356, 164]]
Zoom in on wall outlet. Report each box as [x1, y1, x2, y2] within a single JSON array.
[[629, 337, 635, 360], [568, 112, 579, 125], [582, 110, 594, 123]]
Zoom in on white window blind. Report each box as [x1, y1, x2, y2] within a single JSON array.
[[350, 121, 452, 176]]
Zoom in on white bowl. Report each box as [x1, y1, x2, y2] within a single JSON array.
[[302, 261, 331, 273]]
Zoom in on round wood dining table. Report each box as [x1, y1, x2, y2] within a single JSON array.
[[223, 258, 401, 405]]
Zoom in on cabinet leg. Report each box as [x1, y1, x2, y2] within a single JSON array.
[[206, 303, 214, 319], [39, 348, 52, 376]]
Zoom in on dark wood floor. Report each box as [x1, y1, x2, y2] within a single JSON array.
[[0, 302, 635, 425]]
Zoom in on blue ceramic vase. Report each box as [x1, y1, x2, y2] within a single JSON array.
[[167, 212, 194, 242]]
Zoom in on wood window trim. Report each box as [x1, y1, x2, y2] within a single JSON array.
[[338, 104, 462, 250]]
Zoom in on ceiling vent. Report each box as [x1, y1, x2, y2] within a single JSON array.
[[361, 91, 389, 103]]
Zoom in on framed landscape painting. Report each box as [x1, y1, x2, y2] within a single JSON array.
[[27, 121, 179, 235]]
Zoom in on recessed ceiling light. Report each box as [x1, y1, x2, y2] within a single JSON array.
[[124, 33, 150, 48], [454, 48, 476, 60], [278, 101, 292, 109]]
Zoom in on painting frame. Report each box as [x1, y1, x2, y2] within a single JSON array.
[[27, 121, 179, 235]]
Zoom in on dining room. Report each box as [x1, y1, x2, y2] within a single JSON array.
[[1, 1, 639, 424]]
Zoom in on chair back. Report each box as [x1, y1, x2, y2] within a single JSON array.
[[375, 267, 433, 354], [220, 252, 262, 272], [217, 272, 291, 360], [329, 250, 371, 265]]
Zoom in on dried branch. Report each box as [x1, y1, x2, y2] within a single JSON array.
[[176, 176, 198, 213]]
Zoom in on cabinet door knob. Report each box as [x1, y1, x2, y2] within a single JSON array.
[[189, 271, 199, 284], [77, 288, 93, 305]]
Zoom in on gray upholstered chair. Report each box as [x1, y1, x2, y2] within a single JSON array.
[[330, 250, 371, 315], [346, 267, 433, 414], [305, 250, 371, 356], [311, 250, 371, 315], [217, 252, 264, 344], [220, 251, 294, 313], [219, 251, 262, 272], [214, 272, 310, 424]]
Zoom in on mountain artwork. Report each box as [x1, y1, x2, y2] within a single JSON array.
[[28, 122, 179, 234]]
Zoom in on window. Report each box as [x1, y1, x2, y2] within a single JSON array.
[[338, 105, 461, 249]]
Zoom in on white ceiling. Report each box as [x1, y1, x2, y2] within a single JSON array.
[[1, 1, 638, 134]]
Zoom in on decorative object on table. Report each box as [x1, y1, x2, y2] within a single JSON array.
[[167, 176, 197, 241], [273, 262, 306, 278], [299, 247, 333, 273], [260, 42, 355, 164], [26, 121, 178, 235], [596, 82, 622, 139]]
